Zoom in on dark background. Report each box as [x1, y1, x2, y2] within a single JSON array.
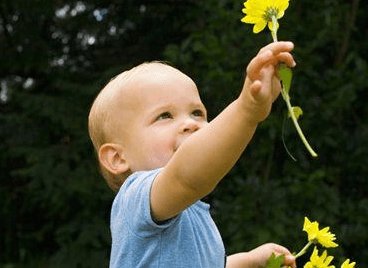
[[1, 0, 367, 267]]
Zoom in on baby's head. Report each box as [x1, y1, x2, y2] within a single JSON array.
[[88, 62, 208, 191]]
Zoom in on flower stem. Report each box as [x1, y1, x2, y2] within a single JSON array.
[[271, 16, 278, 42], [294, 241, 313, 259], [281, 90, 318, 157], [270, 15, 318, 158]]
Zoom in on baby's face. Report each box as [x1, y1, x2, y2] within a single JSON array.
[[118, 64, 208, 173]]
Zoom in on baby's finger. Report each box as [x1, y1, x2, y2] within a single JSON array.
[[253, 65, 274, 102], [247, 50, 273, 81], [284, 255, 297, 268], [271, 76, 282, 102], [272, 245, 296, 268], [247, 42, 294, 81], [275, 52, 296, 68], [258, 41, 294, 56]]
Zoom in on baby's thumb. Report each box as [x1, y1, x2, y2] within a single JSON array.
[[284, 255, 296, 268], [252, 65, 274, 101], [250, 80, 262, 99]]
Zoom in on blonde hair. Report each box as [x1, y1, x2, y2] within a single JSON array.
[[88, 61, 171, 191]]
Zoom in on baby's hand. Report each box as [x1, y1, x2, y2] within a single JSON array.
[[248, 243, 296, 268], [239, 41, 295, 124]]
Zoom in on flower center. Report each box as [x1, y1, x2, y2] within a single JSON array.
[[263, 7, 279, 21], [311, 237, 319, 244]]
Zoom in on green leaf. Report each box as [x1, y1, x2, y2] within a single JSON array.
[[288, 106, 303, 120], [279, 64, 293, 94], [263, 253, 285, 268]]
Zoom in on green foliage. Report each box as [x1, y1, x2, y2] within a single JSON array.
[[264, 253, 285, 268], [279, 65, 292, 94], [1, 0, 367, 267]]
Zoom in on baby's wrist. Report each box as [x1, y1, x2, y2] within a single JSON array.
[[235, 98, 263, 126]]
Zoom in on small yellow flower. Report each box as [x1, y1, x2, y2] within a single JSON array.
[[341, 259, 356, 268], [304, 247, 335, 268], [241, 0, 290, 33], [303, 217, 338, 248]]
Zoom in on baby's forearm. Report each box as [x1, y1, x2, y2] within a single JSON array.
[[226, 252, 256, 268], [167, 98, 258, 197]]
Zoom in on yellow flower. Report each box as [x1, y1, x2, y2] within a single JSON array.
[[304, 247, 335, 268], [341, 259, 356, 268], [241, 0, 290, 33], [303, 217, 339, 248]]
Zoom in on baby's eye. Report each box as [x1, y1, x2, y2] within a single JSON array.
[[156, 112, 173, 121], [192, 109, 204, 118]]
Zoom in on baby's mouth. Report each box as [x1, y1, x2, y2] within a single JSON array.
[[174, 140, 184, 153], [173, 144, 180, 152], [174, 135, 191, 153]]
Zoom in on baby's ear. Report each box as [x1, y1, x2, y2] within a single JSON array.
[[98, 143, 129, 175]]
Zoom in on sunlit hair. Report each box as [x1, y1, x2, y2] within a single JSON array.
[[88, 61, 172, 192]]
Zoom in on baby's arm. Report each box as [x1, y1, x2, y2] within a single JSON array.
[[151, 42, 295, 222], [226, 243, 296, 268]]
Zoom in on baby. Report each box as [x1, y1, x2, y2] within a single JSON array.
[[88, 41, 297, 268]]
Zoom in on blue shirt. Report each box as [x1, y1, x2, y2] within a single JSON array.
[[109, 169, 226, 268]]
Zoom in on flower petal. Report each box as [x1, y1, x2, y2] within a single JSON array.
[[342, 259, 356, 268], [253, 20, 267, 33], [277, 10, 285, 19], [277, 0, 290, 11], [242, 14, 262, 23]]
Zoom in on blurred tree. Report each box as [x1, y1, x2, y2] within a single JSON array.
[[0, 0, 195, 267], [1, 0, 367, 267]]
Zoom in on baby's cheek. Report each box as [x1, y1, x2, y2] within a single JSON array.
[[149, 139, 175, 167]]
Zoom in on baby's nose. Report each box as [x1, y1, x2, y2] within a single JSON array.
[[181, 118, 200, 133]]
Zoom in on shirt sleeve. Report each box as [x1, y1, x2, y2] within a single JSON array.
[[119, 169, 180, 238]]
